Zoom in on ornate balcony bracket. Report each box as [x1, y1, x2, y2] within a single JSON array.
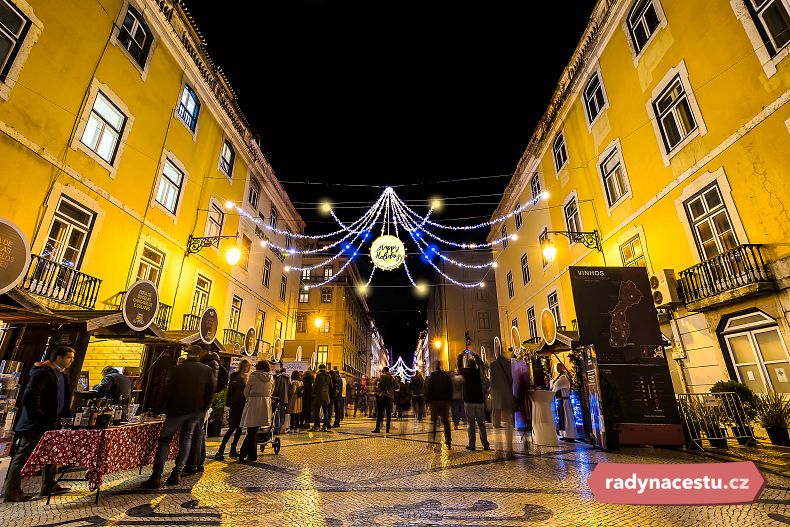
[[186, 234, 237, 256], [548, 230, 602, 252]]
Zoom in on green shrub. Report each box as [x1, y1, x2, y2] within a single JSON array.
[[755, 392, 790, 428], [710, 380, 758, 422]]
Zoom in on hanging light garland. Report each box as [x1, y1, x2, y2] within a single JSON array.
[[228, 186, 547, 290]]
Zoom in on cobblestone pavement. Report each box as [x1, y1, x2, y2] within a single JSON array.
[[1, 416, 789, 526]]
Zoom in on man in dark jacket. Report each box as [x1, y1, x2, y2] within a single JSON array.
[[301, 368, 314, 430], [427, 361, 453, 449], [310, 364, 332, 431], [410, 371, 426, 421], [215, 359, 250, 460], [273, 366, 290, 434], [3, 346, 75, 502], [141, 345, 215, 489], [185, 351, 227, 474], [94, 366, 132, 402], [458, 351, 490, 451], [372, 367, 394, 433]]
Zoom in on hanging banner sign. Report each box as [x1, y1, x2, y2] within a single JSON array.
[[122, 279, 159, 331], [370, 234, 405, 271], [243, 327, 256, 356], [540, 308, 557, 345], [199, 307, 219, 344], [0, 218, 31, 296]]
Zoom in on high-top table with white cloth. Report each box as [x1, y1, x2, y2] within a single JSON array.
[[529, 389, 559, 447]]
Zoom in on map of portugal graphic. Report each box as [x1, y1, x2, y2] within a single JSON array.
[[609, 280, 643, 348]]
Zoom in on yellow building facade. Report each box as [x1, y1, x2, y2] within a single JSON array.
[[490, 0, 790, 394], [0, 0, 303, 385]]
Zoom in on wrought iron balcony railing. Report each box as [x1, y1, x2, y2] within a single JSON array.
[[20, 254, 102, 309], [155, 302, 173, 330], [678, 244, 771, 303], [223, 328, 245, 348], [183, 313, 200, 332]]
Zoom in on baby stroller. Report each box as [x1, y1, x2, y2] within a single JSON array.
[[256, 396, 281, 454]]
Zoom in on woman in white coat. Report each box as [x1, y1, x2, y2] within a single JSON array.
[[238, 360, 274, 461], [550, 363, 579, 441]]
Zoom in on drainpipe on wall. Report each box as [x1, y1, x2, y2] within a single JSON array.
[[670, 317, 690, 394]]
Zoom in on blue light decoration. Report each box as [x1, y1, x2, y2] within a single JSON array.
[[552, 389, 585, 438]]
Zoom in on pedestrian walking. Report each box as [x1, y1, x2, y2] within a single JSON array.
[[287, 371, 303, 432], [214, 359, 250, 460], [332, 368, 344, 428], [427, 361, 453, 450], [410, 371, 426, 421], [185, 351, 227, 474], [141, 346, 215, 488], [489, 351, 516, 456], [550, 363, 580, 441], [3, 346, 75, 502], [458, 352, 490, 451], [367, 377, 378, 418], [273, 366, 290, 434], [372, 367, 394, 433], [451, 372, 465, 429], [238, 361, 274, 462], [310, 364, 332, 431], [301, 368, 314, 430]]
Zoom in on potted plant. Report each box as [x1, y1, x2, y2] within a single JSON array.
[[207, 390, 226, 438], [756, 391, 790, 446], [701, 402, 729, 448], [710, 380, 757, 445], [677, 397, 704, 450]]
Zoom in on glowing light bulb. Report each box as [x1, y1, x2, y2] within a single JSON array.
[[224, 200, 235, 210], [431, 199, 442, 210], [314, 317, 324, 328], [433, 339, 442, 350], [320, 202, 332, 214], [478, 282, 485, 288], [260, 240, 268, 248], [492, 262, 498, 268], [225, 247, 241, 266], [284, 266, 291, 272], [511, 234, 518, 241], [540, 191, 550, 200], [542, 240, 558, 264]]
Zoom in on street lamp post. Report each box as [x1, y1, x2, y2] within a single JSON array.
[[185, 234, 241, 265]]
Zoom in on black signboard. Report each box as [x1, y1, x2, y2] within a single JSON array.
[[0, 218, 31, 295], [122, 280, 159, 331], [199, 307, 219, 344], [243, 327, 256, 356], [569, 266, 680, 429]]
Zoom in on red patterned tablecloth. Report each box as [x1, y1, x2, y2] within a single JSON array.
[[21, 422, 179, 490]]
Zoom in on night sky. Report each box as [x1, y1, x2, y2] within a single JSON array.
[[182, 1, 597, 359]]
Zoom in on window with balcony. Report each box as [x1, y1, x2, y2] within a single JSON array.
[[620, 235, 646, 267], [205, 202, 224, 240], [553, 132, 568, 172], [548, 291, 561, 327], [527, 307, 537, 339], [80, 92, 127, 165], [248, 177, 261, 209], [684, 183, 738, 260], [584, 71, 607, 123], [296, 313, 307, 332], [600, 148, 629, 207], [653, 75, 698, 153], [507, 271, 514, 299], [42, 197, 95, 269], [191, 274, 211, 315], [0, 0, 30, 81], [564, 198, 581, 234], [155, 159, 184, 215], [117, 4, 151, 68], [530, 173, 541, 201], [136, 244, 164, 285], [748, 0, 790, 53], [627, 0, 662, 53], [478, 311, 491, 330], [324, 265, 333, 278], [262, 257, 271, 288], [177, 84, 200, 132], [520, 253, 530, 286], [321, 287, 332, 303], [229, 295, 242, 331], [280, 274, 287, 301], [219, 140, 234, 177], [514, 203, 522, 230], [302, 268, 311, 281]]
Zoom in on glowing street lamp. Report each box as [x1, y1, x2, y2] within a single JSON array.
[[542, 239, 558, 264], [433, 339, 442, 350], [225, 246, 242, 266], [314, 316, 324, 329]]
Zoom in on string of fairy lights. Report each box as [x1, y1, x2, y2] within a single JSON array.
[[225, 186, 549, 291]]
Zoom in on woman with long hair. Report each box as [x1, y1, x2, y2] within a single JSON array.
[[238, 360, 274, 462], [214, 359, 251, 460], [286, 370, 303, 432]]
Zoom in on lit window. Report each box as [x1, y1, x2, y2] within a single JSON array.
[[684, 183, 739, 260], [749, 0, 790, 53], [319, 317, 330, 333], [296, 313, 307, 332], [136, 244, 165, 285], [507, 271, 514, 299], [0, 0, 30, 81], [317, 345, 328, 365], [41, 197, 95, 269], [177, 84, 200, 131], [620, 236, 646, 267], [520, 253, 530, 286], [600, 149, 629, 206], [321, 287, 332, 303], [299, 291, 309, 303], [262, 257, 272, 288], [584, 71, 607, 123], [248, 178, 261, 208], [324, 265, 333, 278], [155, 159, 184, 214], [553, 132, 568, 173], [191, 275, 211, 315], [80, 92, 127, 164], [118, 5, 151, 67], [274, 319, 283, 340], [302, 268, 311, 281], [564, 198, 582, 234], [628, 0, 661, 53], [219, 140, 235, 176], [653, 76, 698, 152], [527, 307, 537, 339]]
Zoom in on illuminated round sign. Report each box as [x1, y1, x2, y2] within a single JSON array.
[[122, 279, 159, 331], [243, 327, 256, 356], [540, 308, 557, 346], [370, 235, 405, 271], [0, 218, 31, 296], [199, 307, 219, 344]]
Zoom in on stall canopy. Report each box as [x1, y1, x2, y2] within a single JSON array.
[[530, 329, 580, 355], [165, 330, 225, 353], [0, 288, 77, 325], [52, 310, 178, 345]]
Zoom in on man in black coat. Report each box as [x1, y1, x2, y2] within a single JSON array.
[[141, 346, 215, 488], [300, 368, 314, 430], [3, 346, 75, 502], [427, 361, 453, 449], [185, 351, 227, 474], [94, 366, 132, 402]]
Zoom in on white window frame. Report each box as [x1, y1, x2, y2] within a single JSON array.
[[539, 227, 551, 268], [270, 206, 279, 229], [0, 0, 41, 101], [647, 61, 707, 165], [506, 271, 514, 299], [563, 194, 582, 236], [110, 1, 157, 78], [279, 274, 287, 301], [72, 81, 134, 175], [622, 0, 668, 65], [219, 140, 235, 177], [239, 234, 252, 271], [683, 182, 740, 260], [319, 317, 330, 334], [298, 291, 309, 303], [527, 307, 537, 340], [583, 67, 608, 127], [552, 131, 569, 174], [248, 176, 261, 209], [229, 295, 243, 332], [321, 287, 332, 303], [722, 311, 790, 393], [296, 313, 307, 332], [501, 224, 508, 249], [597, 139, 632, 212], [41, 196, 96, 269], [191, 274, 211, 315], [135, 243, 165, 286], [175, 82, 200, 137], [514, 203, 523, 230], [731, 0, 790, 78], [204, 199, 224, 243], [530, 173, 542, 201], [620, 235, 647, 267], [262, 257, 272, 288], [548, 291, 562, 327], [520, 253, 530, 286], [511, 317, 518, 329], [152, 152, 188, 221]]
